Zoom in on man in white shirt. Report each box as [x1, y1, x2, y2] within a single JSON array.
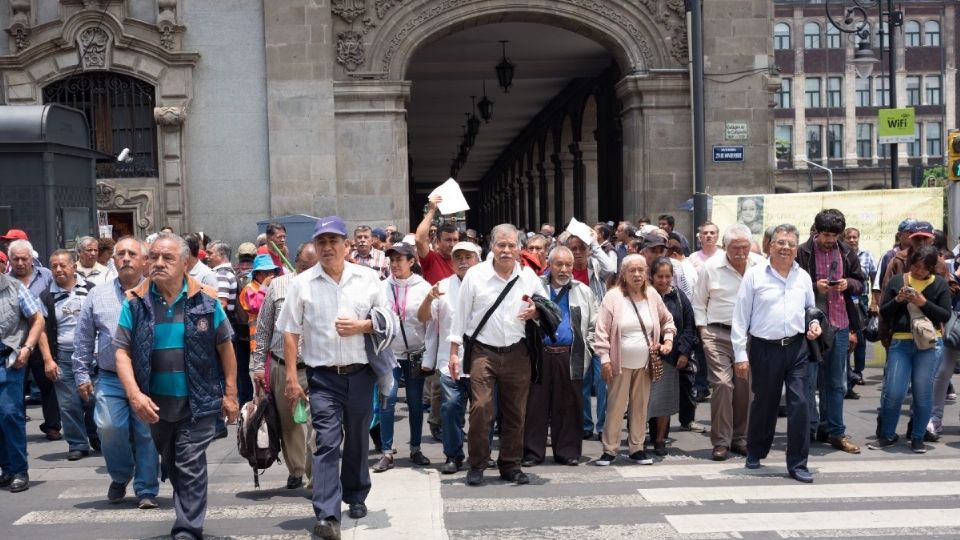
[[277, 216, 388, 540], [419, 241, 482, 474], [448, 224, 548, 487], [689, 222, 724, 274], [184, 233, 218, 289], [693, 224, 763, 461], [75, 236, 111, 286]]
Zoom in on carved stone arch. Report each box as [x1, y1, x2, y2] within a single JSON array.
[[353, 0, 681, 80]]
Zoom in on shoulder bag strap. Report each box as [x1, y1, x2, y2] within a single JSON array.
[[468, 275, 520, 343], [627, 295, 653, 349], [391, 285, 411, 352]]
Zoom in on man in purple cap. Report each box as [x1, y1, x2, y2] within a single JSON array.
[[870, 218, 917, 314], [277, 216, 390, 540], [880, 221, 957, 300]]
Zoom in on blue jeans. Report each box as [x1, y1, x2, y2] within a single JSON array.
[[807, 325, 849, 438], [581, 355, 606, 434], [380, 359, 425, 453], [53, 349, 96, 452], [0, 363, 27, 475], [95, 371, 159, 497], [439, 374, 469, 461], [851, 328, 866, 374], [880, 338, 941, 440]]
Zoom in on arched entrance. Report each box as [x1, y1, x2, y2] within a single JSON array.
[[330, 0, 693, 231]]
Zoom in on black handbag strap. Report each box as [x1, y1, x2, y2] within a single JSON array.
[[469, 275, 520, 344], [627, 294, 653, 350], [391, 285, 411, 354]]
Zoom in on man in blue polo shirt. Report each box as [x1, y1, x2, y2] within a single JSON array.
[[114, 233, 238, 540]]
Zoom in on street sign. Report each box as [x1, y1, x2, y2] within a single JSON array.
[[878, 108, 916, 144], [724, 122, 749, 141], [713, 145, 744, 162]]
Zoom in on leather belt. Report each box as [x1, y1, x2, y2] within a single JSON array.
[[475, 339, 526, 354], [709, 322, 732, 331], [751, 334, 803, 347], [543, 345, 571, 354], [317, 363, 366, 375]]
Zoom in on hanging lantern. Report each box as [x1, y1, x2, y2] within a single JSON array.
[[478, 81, 493, 123], [495, 40, 515, 93]]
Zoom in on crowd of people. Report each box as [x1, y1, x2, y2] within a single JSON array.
[[1, 197, 958, 540]]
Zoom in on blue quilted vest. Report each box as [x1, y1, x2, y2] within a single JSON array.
[[126, 278, 225, 420]]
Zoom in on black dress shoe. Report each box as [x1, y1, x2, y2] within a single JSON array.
[[348, 502, 367, 519], [0, 472, 12, 487], [466, 467, 484, 486], [554, 456, 580, 466], [89, 436, 101, 453], [789, 468, 814, 483], [429, 422, 442, 442], [313, 518, 341, 540], [9, 473, 28, 492], [485, 459, 497, 469], [286, 475, 304, 489], [582, 431, 593, 440], [521, 456, 541, 467], [440, 457, 462, 474], [67, 449, 89, 461], [500, 470, 530, 485], [107, 480, 127, 502], [410, 451, 431, 466]]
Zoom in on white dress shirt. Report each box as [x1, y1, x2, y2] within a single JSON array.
[[425, 275, 463, 377], [448, 260, 548, 348], [276, 262, 387, 368], [692, 252, 763, 327], [77, 262, 111, 287], [731, 261, 816, 363]]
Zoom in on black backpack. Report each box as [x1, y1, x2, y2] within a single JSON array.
[[236, 391, 282, 487]]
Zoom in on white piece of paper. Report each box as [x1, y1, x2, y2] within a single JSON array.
[[566, 217, 594, 245], [429, 178, 471, 215]]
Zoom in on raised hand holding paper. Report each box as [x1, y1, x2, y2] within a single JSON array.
[[428, 178, 470, 215], [566, 217, 594, 245]]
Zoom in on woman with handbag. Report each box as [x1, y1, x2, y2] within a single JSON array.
[[594, 255, 676, 466], [373, 243, 433, 472], [874, 245, 952, 453], [647, 257, 698, 456]]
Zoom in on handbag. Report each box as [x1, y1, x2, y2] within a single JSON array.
[[393, 285, 431, 379], [462, 276, 520, 375], [627, 296, 664, 384], [944, 311, 960, 350], [863, 313, 881, 343], [906, 302, 938, 350]]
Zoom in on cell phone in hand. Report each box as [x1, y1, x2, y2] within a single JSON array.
[[827, 279, 840, 287], [904, 286, 917, 296]]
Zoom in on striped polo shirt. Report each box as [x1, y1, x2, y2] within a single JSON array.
[[116, 280, 231, 422]]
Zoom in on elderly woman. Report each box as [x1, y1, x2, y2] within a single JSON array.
[[646, 257, 697, 456], [875, 245, 952, 453], [373, 242, 433, 472], [594, 254, 676, 465]]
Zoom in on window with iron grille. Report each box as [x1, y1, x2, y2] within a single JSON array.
[[42, 73, 158, 178]]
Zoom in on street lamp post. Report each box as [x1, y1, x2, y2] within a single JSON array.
[[825, 0, 902, 188]]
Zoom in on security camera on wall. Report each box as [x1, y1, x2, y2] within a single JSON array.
[[117, 148, 133, 164]]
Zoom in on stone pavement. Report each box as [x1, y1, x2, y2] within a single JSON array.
[[3, 365, 960, 539]]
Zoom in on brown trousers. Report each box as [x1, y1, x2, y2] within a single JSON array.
[[601, 366, 651, 455], [270, 359, 315, 479], [701, 325, 751, 448], [523, 349, 584, 462], [467, 341, 531, 473]]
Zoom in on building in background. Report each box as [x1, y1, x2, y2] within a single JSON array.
[[773, 0, 958, 192]]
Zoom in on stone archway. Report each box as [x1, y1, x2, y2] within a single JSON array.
[[328, 0, 691, 229]]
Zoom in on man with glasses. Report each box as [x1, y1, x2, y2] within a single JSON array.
[[796, 210, 865, 455]]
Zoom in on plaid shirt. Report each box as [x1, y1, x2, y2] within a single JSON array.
[[72, 277, 139, 385], [857, 249, 877, 281], [813, 245, 849, 328], [352, 248, 388, 280]]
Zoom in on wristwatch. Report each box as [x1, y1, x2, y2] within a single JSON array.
[[21, 344, 33, 354]]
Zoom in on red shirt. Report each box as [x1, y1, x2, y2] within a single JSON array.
[[573, 268, 589, 285], [420, 250, 454, 285]]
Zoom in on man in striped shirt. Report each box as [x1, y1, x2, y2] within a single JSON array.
[[207, 241, 249, 406]]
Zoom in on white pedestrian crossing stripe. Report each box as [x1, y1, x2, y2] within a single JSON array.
[[638, 481, 960, 503], [665, 509, 960, 534]]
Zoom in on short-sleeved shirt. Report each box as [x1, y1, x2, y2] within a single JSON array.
[[50, 279, 88, 352], [115, 280, 232, 422], [212, 263, 239, 315], [420, 250, 455, 285]]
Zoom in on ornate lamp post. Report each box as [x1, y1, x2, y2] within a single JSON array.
[[825, 0, 902, 188]]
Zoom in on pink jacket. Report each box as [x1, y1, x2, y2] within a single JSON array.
[[595, 286, 677, 376]]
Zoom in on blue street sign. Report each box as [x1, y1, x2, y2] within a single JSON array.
[[713, 145, 744, 162]]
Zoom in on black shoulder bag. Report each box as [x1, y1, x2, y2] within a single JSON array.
[[392, 285, 430, 379], [462, 276, 520, 375]]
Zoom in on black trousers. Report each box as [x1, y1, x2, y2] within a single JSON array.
[[523, 350, 583, 462], [747, 336, 810, 473], [25, 351, 60, 432]]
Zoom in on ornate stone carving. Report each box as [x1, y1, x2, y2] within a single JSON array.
[[96, 181, 154, 230], [375, 0, 405, 19], [95, 182, 116, 207], [153, 106, 187, 127], [157, 0, 180, 51], [8, 0, 31, 52], [77, 26, 110, 69], [337, 31, 366, 71], [332, 0, 368, 24]]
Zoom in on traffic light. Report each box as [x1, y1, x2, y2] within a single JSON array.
[[949, 131, 960, 181]]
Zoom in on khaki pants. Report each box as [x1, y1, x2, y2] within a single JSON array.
[[601, 367, 651, 455], [270, 359, 315, 480], [701, 325, 751, 448]]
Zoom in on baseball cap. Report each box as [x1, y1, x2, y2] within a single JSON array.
[[908, 221, 934, 238], [0, 252, 7, 264], [452, 241, 482, 257], [635, 224, 659, 238], [313, 216, 348, 238], [0, 229, 28, 241], [898, 218, 918, 233], [237, 242, 257, 257], [251, 254, 279, 273], [371, 227, 388, 242], [384, 242, 415, 258], [641, 232, 667, 249]]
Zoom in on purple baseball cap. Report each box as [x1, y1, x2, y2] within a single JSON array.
[[313, 216, 348, 238]]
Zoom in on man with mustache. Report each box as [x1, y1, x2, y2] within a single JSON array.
[[522, 246, 597, 466], [73, 237, 160, 508], [114, 233, 238, 539]]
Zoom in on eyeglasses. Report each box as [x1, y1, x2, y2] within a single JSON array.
[[773, 240, 798, 248]]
